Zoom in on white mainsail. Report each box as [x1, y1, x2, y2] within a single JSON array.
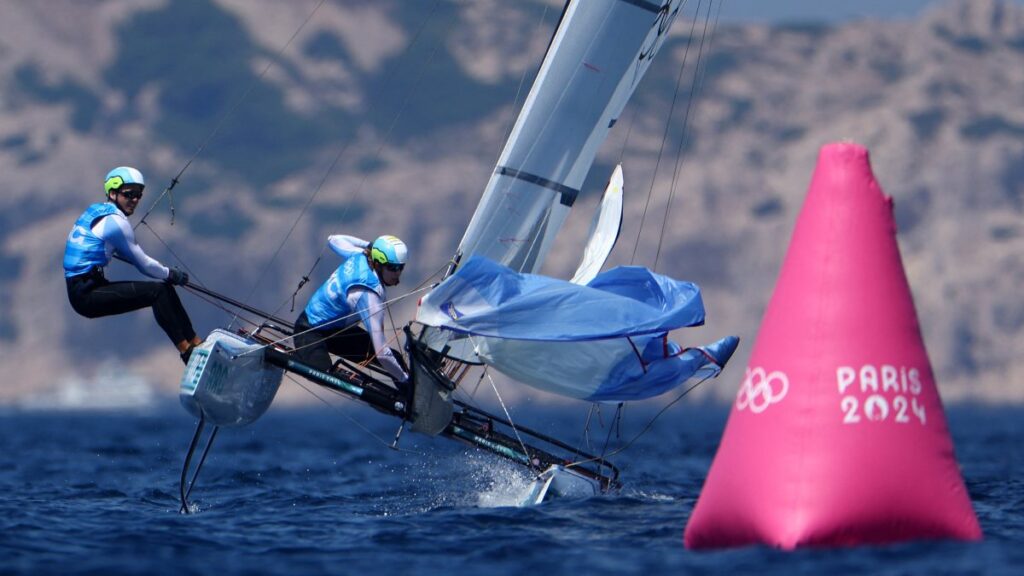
[[416, 0, 737, 402], [456, 0, 682, 272]]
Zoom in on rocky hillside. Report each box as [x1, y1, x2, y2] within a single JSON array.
[[0, 0, 1021, 404]]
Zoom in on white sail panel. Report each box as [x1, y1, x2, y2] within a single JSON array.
[[456, 0, 682, 273], [571, 164, 623, 285]]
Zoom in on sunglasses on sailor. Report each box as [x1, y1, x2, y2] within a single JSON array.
[[117, 188, 144, 200], [384, 263, 405, 273]]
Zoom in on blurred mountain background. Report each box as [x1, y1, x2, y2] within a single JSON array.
[[0, 0, 1021, 405]]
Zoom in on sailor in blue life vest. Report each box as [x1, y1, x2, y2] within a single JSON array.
[[63, 166, 203, 364], [293, 234, 410, 394]]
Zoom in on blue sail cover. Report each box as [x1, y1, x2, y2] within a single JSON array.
[[417, 257, 739, 401]]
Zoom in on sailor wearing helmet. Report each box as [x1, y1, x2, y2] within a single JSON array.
[[293, 234, 410, 394], [63, 166, 202, 363]]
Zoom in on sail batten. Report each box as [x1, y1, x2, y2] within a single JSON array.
[[621, 0, 668, 14], [495, 166, 580, 207]]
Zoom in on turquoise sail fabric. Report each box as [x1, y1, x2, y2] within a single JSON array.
[[417, 257, 738, 401]]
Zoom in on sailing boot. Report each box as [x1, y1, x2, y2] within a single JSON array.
[[180, 343, 197, 365]]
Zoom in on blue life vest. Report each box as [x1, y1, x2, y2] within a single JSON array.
[[64, 202, 119, 278], [304, 255, 384, 328]]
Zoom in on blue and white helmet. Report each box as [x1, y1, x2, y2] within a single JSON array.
[[370, 235, 408, 267], [104, 166, 145, 195]]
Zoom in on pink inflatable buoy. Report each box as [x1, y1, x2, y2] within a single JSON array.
[[684, 142, 981, 549]]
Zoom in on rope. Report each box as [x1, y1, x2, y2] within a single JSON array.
[[249, 256, 450, 358], [653, 0, 724, 272], [484, 371, 533, 465], [630, 0, 706, 266], [239, 0, 447, 330], [136, 0, 329, 231], [567, 370, 717, 470], [125, 1, 448, 337], [284, 372, 424, 455], [235, 284, 433, 356], [595, 403, 625, 470]]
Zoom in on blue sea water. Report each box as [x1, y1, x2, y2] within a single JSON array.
[[0, 400, 1021, 575]]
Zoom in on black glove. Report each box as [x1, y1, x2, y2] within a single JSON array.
[[166, 267, 189, 286]]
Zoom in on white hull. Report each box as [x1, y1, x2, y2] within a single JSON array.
[[520, 464, 602, 506]]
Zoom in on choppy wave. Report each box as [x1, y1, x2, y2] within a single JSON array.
[[0, 403, 1020, 575]]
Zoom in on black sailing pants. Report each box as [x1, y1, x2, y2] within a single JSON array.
[[292, 311, 407, 378], [66, 270, 197, 346]]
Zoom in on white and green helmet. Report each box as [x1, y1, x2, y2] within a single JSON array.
[[370, 235, 408, 267], [104, 166, 145, 195]]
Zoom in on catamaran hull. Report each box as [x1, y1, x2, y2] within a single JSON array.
[[521, 465, 603, 506], [179, 329, 283, 427], [176, 327, 620, 507]]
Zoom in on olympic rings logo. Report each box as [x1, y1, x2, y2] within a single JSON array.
[[736, 367, 789, 413]]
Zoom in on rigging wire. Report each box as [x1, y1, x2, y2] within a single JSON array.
[[241, 284, 434, 356], [265, 0, 552, 328], [614, 0, 696, 166], [629, 0, 706, 266], [616, 104, 643, 166], [577, 404, 599, 454], [596, 403, 625, 469], [467, 368, 488, 400], [248, 258, 450, 361], [484, 371, 534, 466], [566, 369, 717, 470], [184, 287, 267, 334], [134, 0, 329, 232], [653, 0, 724, 272], [242, 0, 448, 329], [127, 0, 448, 335], [284, 372, 424, 454], [136, 220, 202, 284], [125, 0, 334, 323]]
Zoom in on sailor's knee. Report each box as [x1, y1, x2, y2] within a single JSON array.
[[69, 300, 101, 318], [154, 281, 181, 300], [75, 307, 108, 319]]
